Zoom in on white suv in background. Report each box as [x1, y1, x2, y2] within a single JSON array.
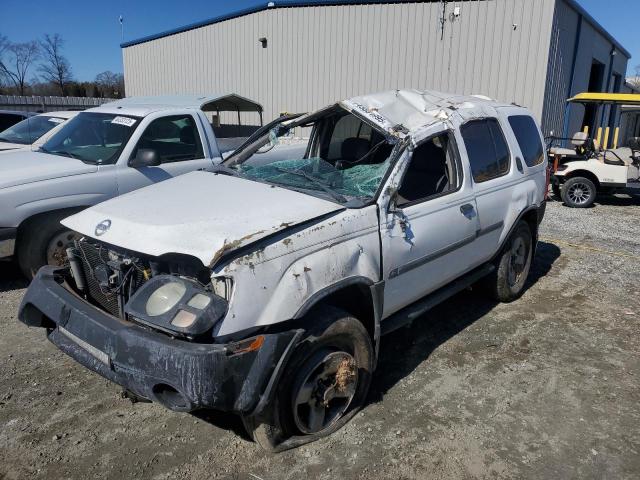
[[19, 89, 548, 452]]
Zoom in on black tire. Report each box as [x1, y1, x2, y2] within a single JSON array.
[[17, 212, 79, 279], [484, 221, 533, 303], [561, 176, 597, 208], [243, 306, 373, 452]]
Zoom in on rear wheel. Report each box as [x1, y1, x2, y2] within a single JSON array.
[[17, 213, 79, 279], [243, 306, 373, 451], [483, 221, 533, 303], [561, 176, 596, 208]]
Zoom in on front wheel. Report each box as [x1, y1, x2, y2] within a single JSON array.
[[17, 213, 79, 279], [483, 221, 533, 303], [243, 306, 373, 451], [561, 176, 597, 208]]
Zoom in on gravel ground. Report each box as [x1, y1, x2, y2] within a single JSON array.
[[1, 195, 639, 479]]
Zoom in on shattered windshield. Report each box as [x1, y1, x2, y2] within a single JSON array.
[[225, 107, 396, 204]]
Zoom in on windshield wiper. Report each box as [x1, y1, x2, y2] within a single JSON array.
[[49, 150, 79, 160], [274, 167, 347, 203]]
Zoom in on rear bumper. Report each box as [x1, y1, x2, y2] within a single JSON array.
[[18, 267, 300, 414], [0, 227, 16, 259]]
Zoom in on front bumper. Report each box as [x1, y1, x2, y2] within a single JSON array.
[[19, 267, 300, 414], [0, 227, 17, 259]]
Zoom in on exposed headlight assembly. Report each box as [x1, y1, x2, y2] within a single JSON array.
[[125, 275, 227, 338]]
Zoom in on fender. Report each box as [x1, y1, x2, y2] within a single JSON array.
[[491, 204, 543, 262], [293, 275, 375, 319]]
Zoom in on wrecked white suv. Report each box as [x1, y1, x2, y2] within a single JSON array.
[[19, 90, 548, 451]]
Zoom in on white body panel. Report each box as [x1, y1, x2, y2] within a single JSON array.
[[554, 158, 632, 185]]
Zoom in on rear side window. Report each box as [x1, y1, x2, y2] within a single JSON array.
[[461, 119, 511, 183], [508, 115, 544, 167]]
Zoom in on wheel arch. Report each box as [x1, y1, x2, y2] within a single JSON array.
[[293, 276, 383, 362], [16, 206, 87, 248], [564, 169, 601, 189], [493, 205, 541, 262]]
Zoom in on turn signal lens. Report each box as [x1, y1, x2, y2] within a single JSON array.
[[227, 335, 265, 355], [170, 310, 197, 328]]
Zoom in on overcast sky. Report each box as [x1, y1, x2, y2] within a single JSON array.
[[1, 0, 638, 81]]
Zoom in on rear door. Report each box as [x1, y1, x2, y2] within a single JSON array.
[[458, 115, 520, 262], [116, 113, 216, 195]]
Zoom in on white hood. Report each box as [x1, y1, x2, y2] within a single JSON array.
[[62, 171, 344, 267], [0, 150, 97, 189], [0, 142, 27, 152]]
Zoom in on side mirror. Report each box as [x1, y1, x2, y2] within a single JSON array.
[[130, 149, 161, 168]]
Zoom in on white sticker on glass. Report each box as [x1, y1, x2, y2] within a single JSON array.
[[48, 117, 65, 124], [111, 116, 136, 127]]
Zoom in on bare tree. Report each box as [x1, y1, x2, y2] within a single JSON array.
[[95, 70, 124, 98], [38, 33, 72, 95], [0, 40, 39, 95]]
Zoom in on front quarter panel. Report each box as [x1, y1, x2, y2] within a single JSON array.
[[214, 206, 381, 337], [0, 166, 117, 228]]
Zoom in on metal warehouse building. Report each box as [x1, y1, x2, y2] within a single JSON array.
[[121, 0, 631, 138]]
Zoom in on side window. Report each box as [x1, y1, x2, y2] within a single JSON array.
[[131, 115, 204, 163], [397, 132, 460, 206], [508, 115, 544, 167], [461, 119, 511, 183], [327, 114, 373, 160]]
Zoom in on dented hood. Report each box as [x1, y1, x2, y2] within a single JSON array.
[[62, 171, 343, 267]]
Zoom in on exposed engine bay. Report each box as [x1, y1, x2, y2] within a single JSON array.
[[66, 238, 226, 340]]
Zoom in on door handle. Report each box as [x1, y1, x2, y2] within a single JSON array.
[[460, 203, 476, 218], [516, 157, 524, 173]]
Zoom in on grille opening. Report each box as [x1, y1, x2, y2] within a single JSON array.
[[74, 240, 149, 318]]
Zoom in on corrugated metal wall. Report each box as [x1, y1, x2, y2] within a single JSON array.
[[123, 0, 556, 123], [542, 0, 630, 139]]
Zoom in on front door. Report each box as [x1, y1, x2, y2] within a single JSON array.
[[381, 129, 480, 317], [117, 113, 215, 195]]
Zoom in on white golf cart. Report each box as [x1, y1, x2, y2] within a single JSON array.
[[549, 92, 640, 208]]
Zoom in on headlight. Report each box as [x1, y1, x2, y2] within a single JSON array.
[[146, 282, 187, 316], [125, 275, 228, 338]]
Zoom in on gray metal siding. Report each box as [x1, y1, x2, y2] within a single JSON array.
[[123, 0, 556, 123]]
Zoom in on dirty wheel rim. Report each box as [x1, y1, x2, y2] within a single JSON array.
[[46, 231, 78, 267], [567, 182, 591, 205], [292, 350, 358, 435], [507, 236, 527, 287]]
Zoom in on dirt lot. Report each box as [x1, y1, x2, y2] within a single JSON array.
[[1, 196, 639, 480]]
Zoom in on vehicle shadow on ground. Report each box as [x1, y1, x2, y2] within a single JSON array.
[[367, 240, 561, 405], [550, 192, 640, 207], [0, 262, 28, 293]]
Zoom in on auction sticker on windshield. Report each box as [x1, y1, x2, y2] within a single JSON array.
[[111, 116, 137, 127], [48, 118, 65, 124]]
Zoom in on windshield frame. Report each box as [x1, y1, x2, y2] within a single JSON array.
[[40, 111, 142, 165], [222, 105, 400, 206]]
